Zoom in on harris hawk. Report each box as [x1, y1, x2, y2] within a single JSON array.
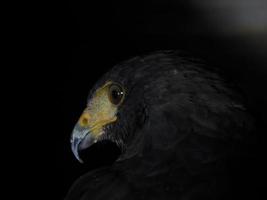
[[66, 51, 254, 200]]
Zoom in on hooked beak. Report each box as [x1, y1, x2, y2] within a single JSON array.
[[70, 124, 97, 163], [70, 84, 119, 163]]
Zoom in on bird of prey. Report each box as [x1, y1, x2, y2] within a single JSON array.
[[66, 51, 254, 200]]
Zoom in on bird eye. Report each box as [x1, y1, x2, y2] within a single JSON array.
[[108, 83, 125, 105]]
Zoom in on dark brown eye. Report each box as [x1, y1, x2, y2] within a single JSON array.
[[108, 84, 125, 105]]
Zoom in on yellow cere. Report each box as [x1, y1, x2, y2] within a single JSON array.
[[78, 81, 118, 138]]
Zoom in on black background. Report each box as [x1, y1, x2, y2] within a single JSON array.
[[21, 0, 267, 199]]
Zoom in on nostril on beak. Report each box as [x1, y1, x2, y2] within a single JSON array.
[[82, 118, 88, 126], [79, 112, 91, 127]]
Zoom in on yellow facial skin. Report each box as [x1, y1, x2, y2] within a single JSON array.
[[77, 81, 120, 138]]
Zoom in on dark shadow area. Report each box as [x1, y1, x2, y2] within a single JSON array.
[[79, 140, 121, 167]]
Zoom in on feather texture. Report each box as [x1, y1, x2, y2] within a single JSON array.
[[66, 51, 254, 200]]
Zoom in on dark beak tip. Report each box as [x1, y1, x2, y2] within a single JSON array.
[[71, 136, 84, 163], [70, 127, 95, 163]]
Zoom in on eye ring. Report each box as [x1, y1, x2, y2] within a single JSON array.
[[108, 83, 125, 105]]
